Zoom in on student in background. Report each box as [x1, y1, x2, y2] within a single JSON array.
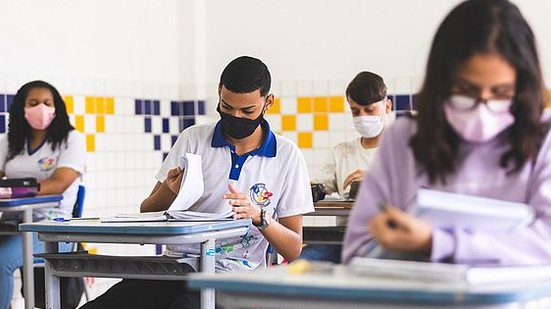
[[343, 0, 551, 265], [82, 56, 314, 309], [301, 72, 392, 264], [317, 71, 393, 197], [0, 81, 85, 309]]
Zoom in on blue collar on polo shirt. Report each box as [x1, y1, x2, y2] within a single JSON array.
[[211, 120, 277, 180]]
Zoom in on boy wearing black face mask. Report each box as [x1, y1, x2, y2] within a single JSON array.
[[82, 56, 314, 309]]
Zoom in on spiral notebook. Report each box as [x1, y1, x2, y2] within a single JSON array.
[[350, 257, 551, 285]]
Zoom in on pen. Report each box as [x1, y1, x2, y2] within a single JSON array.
[[377, 202, 398, 228]]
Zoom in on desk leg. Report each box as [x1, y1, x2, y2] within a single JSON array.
[[44, 240, 60, 309], [22, 208, 35, 309], [200, 238, 215, 309]]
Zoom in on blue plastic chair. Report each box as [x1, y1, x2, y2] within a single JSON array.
[[72, 185, 86, 218]]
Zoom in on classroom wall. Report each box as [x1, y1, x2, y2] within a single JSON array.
[[1, 0, 550, 305]]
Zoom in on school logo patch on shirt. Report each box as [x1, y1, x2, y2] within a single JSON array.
[[249, 183, 273, 207], [37, 157, 56, 172]]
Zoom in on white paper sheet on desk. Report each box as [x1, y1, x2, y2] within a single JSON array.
[[168, 153, 204, 211]]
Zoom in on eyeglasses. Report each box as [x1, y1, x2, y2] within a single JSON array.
[[446, 95, 512, 113]]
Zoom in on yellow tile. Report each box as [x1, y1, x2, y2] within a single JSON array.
[[96, 115, 105, 133], [313, 97, 328, 113], [267, 97, 281, 114], [86, 134, 95, 152], [329, 96, 345, 112], [297, 97, 312, 113], [85, 97, 95, 114], [314, 114, 329, 130], [281, 115, 296, 131], [96, 97, 105, 114], [547, 90, 551, 108], [64, 96, 74, 114], [106, 97, 115, 114], [75, 115, 84, 132], [298, 132, 313, 148]]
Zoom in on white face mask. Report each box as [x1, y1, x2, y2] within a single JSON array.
[[353, 114, 384, 138]]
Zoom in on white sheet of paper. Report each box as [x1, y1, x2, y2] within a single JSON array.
[[168, 153, 204, 211]]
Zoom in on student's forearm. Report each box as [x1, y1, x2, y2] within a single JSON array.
[[261, 221, 303, 261], [140, 182, 177, 213], [38, 178, 70, 195]]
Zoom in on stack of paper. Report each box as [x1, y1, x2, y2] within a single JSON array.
[[413, 189, 534, 231], [350, 257, 551, 285]]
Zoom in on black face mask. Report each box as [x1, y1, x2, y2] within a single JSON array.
[[217, 103, 265, 139]]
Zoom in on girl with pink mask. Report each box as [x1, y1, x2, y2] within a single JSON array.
[[0, 80, 85, 308], [343, 0, 551, 266]]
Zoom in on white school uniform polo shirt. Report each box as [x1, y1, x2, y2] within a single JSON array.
[[0, 130, 86, 221], [156, 120, 314, 272]]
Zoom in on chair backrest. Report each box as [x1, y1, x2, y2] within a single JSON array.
[[72, 185, 86, 218]]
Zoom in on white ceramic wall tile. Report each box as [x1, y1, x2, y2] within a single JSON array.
[[160, 99, 171, 117], [312, 80, 329, 96], [281, 132, 297, 144], [264, 115, 281, 132], [151, 116, 162, 133], [84, 115, 96, 133], [313, 131, 330, 148], [296, 81, 312, 96], [161, 134, 172, 152], [280, 97, 297, 114], [279, 80, 297, 97], [329, 80, 347, 96], [328, 114, 350, 131], [73, 95, 85, 114], [296, 114, 313, 131]]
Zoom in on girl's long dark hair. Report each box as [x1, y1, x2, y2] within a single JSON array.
[[410, 0, 548, 184], [7, 80, 74, 161]]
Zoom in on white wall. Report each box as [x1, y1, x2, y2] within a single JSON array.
[[202, 0, 551, 94]]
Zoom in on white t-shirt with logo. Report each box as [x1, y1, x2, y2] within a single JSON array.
[[156, 121, 314, 272], [0, 130, 86, 221]]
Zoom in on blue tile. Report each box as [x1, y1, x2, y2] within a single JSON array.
[[0, 95, 5, 113], [6, 95, 14, 111], [144, 117, 152, 133], [179, 118, 195, 131], [153, 100, 160, 115], [171, 135, 178, 146], [135, 99, 143, 115], [162, 152, 169, 161], [183, 100, 195, 116], [0, 115, 5, 133], [144, 100, 152, 115], [154, 135, 161, 150], [395, 95, 411, 111], [162, 118, 169, 133], [171, 101, 179, 116], [198, 100, 206, 115]]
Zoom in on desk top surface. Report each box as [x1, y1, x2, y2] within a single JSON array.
[[188, 263, 551, 305], [314, 200, 354, 209], [0, 195, 62, 207], [20, 219, 251, 235]]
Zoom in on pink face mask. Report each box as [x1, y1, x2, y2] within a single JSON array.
[[443, 96, 515, 143], [24, 104, 56, 130]]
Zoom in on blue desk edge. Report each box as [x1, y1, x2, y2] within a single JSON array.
[[0, 195, 63, 207]]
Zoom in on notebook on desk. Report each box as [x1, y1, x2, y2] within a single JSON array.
[[350, 257, 551, 285], [102, 210, 234, 223]]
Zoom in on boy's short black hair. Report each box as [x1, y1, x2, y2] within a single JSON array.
[[345, 71, 387, 106], [219, 56, 271, 97]]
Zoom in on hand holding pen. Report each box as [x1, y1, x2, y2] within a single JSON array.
[[368, 202, 433, 256]]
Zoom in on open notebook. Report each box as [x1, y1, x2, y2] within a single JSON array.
[[350, 257, 551, 285], [102, 153, 226, 223]]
